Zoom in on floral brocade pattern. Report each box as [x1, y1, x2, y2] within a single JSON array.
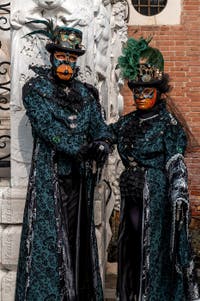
[[110, 102, 199, 301], [15, 69, 111, 301]]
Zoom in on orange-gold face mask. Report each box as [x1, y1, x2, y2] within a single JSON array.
[[56, 64, 73, 81], [134, 87, 157, 110], [52, 51, 78, 81]]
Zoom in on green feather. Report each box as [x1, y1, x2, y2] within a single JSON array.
[[118, 36, 164, 80], [140, 47, 164, 71], [25, 19, 52, 26], [23, 30, 53, 39], [23, 19, 55, 41], [118, 37, 149, 80]]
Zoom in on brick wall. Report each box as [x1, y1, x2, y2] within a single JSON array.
[[122, 0, 200, 217]]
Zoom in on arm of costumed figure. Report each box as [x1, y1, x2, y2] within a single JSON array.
[[164, 116, 189, 275], [87, 88, 114, 181], [22, 84, 84, 157], [165, 114, 200, 301], [166, 154, 189, 260]]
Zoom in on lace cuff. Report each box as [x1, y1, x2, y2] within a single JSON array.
[[166, 153, 189, 256]]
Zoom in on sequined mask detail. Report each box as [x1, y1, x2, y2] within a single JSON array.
[[134, 87, 157, 110]]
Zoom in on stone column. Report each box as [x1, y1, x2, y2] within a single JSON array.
[[0, 1, 128, 299], [0, 2, 19, 300]]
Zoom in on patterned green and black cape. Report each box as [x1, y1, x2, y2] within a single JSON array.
[[110, 102, 200, 301], [15, 68, 111, 301]]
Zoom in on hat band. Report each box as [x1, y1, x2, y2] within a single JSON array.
[[135, 64, 163, 83]]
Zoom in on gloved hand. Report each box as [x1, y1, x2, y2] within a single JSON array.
[[89, 140, 110, 166], [76, 141, 110, 166]]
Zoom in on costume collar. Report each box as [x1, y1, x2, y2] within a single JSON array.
[[135, 100, 166, 119]]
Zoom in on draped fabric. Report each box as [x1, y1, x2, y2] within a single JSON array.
[[15, 69, 111, 301], [110, 102, 200, 301]]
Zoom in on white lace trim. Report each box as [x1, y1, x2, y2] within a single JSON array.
[[165, 153, 185, 171]]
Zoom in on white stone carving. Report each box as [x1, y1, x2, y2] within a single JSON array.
[[0, 2, 11, 180], [110, 0, 127, 120], [0, 188, 26, 224], [0, 48, 10, 89], [2, 226, 22, 270], [1, 271, 17, 301], [103, 0, 128, 262]]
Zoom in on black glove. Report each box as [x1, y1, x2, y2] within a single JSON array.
[[90, 140, 110, 166], [76, 141, 110, 165]]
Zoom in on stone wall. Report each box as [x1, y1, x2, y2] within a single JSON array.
[[0, 2, 18, 300]]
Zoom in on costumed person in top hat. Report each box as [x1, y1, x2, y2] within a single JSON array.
[[110, 37, 200, 301], [15, 20, 112, 301]]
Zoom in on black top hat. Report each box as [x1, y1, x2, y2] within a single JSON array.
[[24, 20, 86, 56], [46, 26, 85, 56]]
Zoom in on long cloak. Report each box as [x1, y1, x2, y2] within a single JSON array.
[[15, 70, 111, 301], [110, 102, 200, 301]]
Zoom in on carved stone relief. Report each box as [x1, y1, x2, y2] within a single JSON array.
[[0, 1, 11, 174], [104, 0, 128, 265]]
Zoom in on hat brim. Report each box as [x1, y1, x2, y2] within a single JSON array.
[[128, 79, 163, 90], [46, 43, 85, 56]]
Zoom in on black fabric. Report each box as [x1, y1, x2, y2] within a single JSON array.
[[128, 73, 171, 94], [117, 167, 145, 301], [27, 66, 84, 112], [46, 43, 85, 56], [58, 171, 93, 301]]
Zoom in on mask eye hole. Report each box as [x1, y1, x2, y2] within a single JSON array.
[[54, 52, 67, 60], [54, 52, 78, 63], [134, 87, 155, 98], [143, 88, 153, 95], [134, 88, 140, 94], [133, 88, 141, 97], [68, 55, 78, 63]]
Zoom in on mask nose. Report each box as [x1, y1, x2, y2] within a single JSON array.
[[137, 93, 144, 99]]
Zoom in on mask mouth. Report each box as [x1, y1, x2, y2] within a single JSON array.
[[56, 64, 73, 80]]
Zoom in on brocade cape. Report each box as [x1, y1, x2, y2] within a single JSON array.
[[15, 69, 111, 301], [110, 102, 200, 301]]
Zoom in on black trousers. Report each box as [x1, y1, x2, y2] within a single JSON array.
[[58, 173, 93, 300], [117, 168, 145, 301]]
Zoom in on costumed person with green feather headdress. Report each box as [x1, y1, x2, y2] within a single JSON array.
[[109, 37, 200, 301], [15, 20, 112, 301]]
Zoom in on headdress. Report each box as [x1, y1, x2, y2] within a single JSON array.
[[118, 36, 165, 88], [118, 36, 199, 150], [24, 19, 85, 56]]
